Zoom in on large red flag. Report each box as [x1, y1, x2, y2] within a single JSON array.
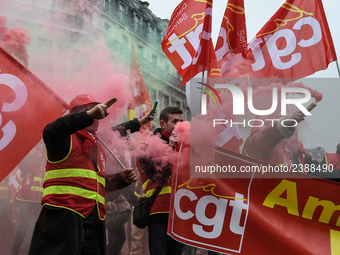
[[215, 0, 247, 76], [128, 45, 152, 131], [247, 0, 337, 79], [169, 146, 340, 254], [161, 0, 221, 87], [0, 47, 67, 182]]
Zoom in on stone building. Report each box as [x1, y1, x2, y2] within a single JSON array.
[[1, 0, 189, 128]]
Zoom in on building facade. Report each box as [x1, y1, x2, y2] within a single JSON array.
[[1, 0, 190, 127]]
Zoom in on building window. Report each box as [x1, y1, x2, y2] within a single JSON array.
[[151, 54, 157, 65], [104, 0, 111, 11], [122, 35, 128, 45], [104, 23, 111, 31], [163, 95, 169, 108], [119, 4, 127, 21], [175, 101, 181, 109], [137, 45, 144, 57], [150, 88, 157, 102], [134, 15, 142, 31]]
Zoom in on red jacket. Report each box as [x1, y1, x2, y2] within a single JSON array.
[[16, 166, 43, 202], [136, 156, 172, 215], [324, 153, 340, 170]]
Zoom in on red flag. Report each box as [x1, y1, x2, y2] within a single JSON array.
[[0, 47, 67, 182], [169, 146, 340, 254], [247, 0, 337, 79], [215, 0, 247, 76], [161, 0, 221, 87], [128, 46, 152, 131]]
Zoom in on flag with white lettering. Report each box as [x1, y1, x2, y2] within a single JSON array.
[[0, 47, 67, 182], [161, 0, 221, 87], [169, 146, 340, 254], [247, 0, 337, 79], [215, 0, 247, 77]]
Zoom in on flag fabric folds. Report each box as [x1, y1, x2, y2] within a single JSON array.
[[128, 46, 152, 131], [169, 146, 340, 254], [0, 47, 67, 182], [161, 0, 221, 87], [215, 0, 247, 77], [247, 0, 337, 79]]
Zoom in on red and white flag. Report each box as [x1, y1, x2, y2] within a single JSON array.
[[215, 118, 243, 154], [169, 146, 340, 254], [247, 0, 337, 79], [128, 45, 153, 131], [8, 166, 21, 199], [0, 47, 68, 182], [162, 0, 221, 87], [215, 0, 247, 77]]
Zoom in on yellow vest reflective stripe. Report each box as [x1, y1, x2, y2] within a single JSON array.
[[44, 168, 105, 185], [143, 186, 172, 198], [43, 185, 105, 206], [31, 186, 44, 192], [33, 177, 43, 182], [142, 179, 151, 191], [43, 168, 106, 206]]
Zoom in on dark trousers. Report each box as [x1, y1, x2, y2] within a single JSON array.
[[107, 223, 126, 255], [148, 220, 183, 255], [11, 201, 40, 255], [28, 206, 105, 255]]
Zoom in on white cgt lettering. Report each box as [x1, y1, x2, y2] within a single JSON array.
[[174, 189, 248, 239], [167, 8, 212, 70], [250, 16, 322, 71]]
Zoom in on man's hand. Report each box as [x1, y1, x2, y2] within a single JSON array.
[[139, 109, 155, 126], [169, 134, 178, 148], [105, 201, 116, 210], [120, 168, 137, 184], [285, 111, 305, 126], [87, 97, 117, 119]]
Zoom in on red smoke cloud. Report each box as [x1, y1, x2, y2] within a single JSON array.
[[0, 16, 31, 67]]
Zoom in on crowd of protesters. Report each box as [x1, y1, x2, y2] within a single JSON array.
[[0, 94, 338, 255]]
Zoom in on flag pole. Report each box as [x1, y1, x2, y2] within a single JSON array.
[[336, 60, 340, 79], [97, 135, 126, 169]]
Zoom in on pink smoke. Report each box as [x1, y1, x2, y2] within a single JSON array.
[[0, 16, 30, 66]]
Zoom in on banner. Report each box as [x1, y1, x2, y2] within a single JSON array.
[[247, 0, 337, 79], [215, 0, 247, 76], [128, 45, 153, 131], [0, 47, 68, 182], [169, 147, 340, 254], [161, 0, 221, 87]]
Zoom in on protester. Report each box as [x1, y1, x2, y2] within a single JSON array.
[[11, 146, 44, 255], [106, 191, 131, 255], [313, 143, 340, 182], [323, 143, 340, 170], [28, 94, 151, 255], [104, 142, 133, 255], [243, 111, 305, 166], [0, 175, 15, 254], [137, 106, 184, 255], [127, 173, 150, 255]]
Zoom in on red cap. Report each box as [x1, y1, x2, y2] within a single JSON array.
[[69, 94, 99, 111]]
